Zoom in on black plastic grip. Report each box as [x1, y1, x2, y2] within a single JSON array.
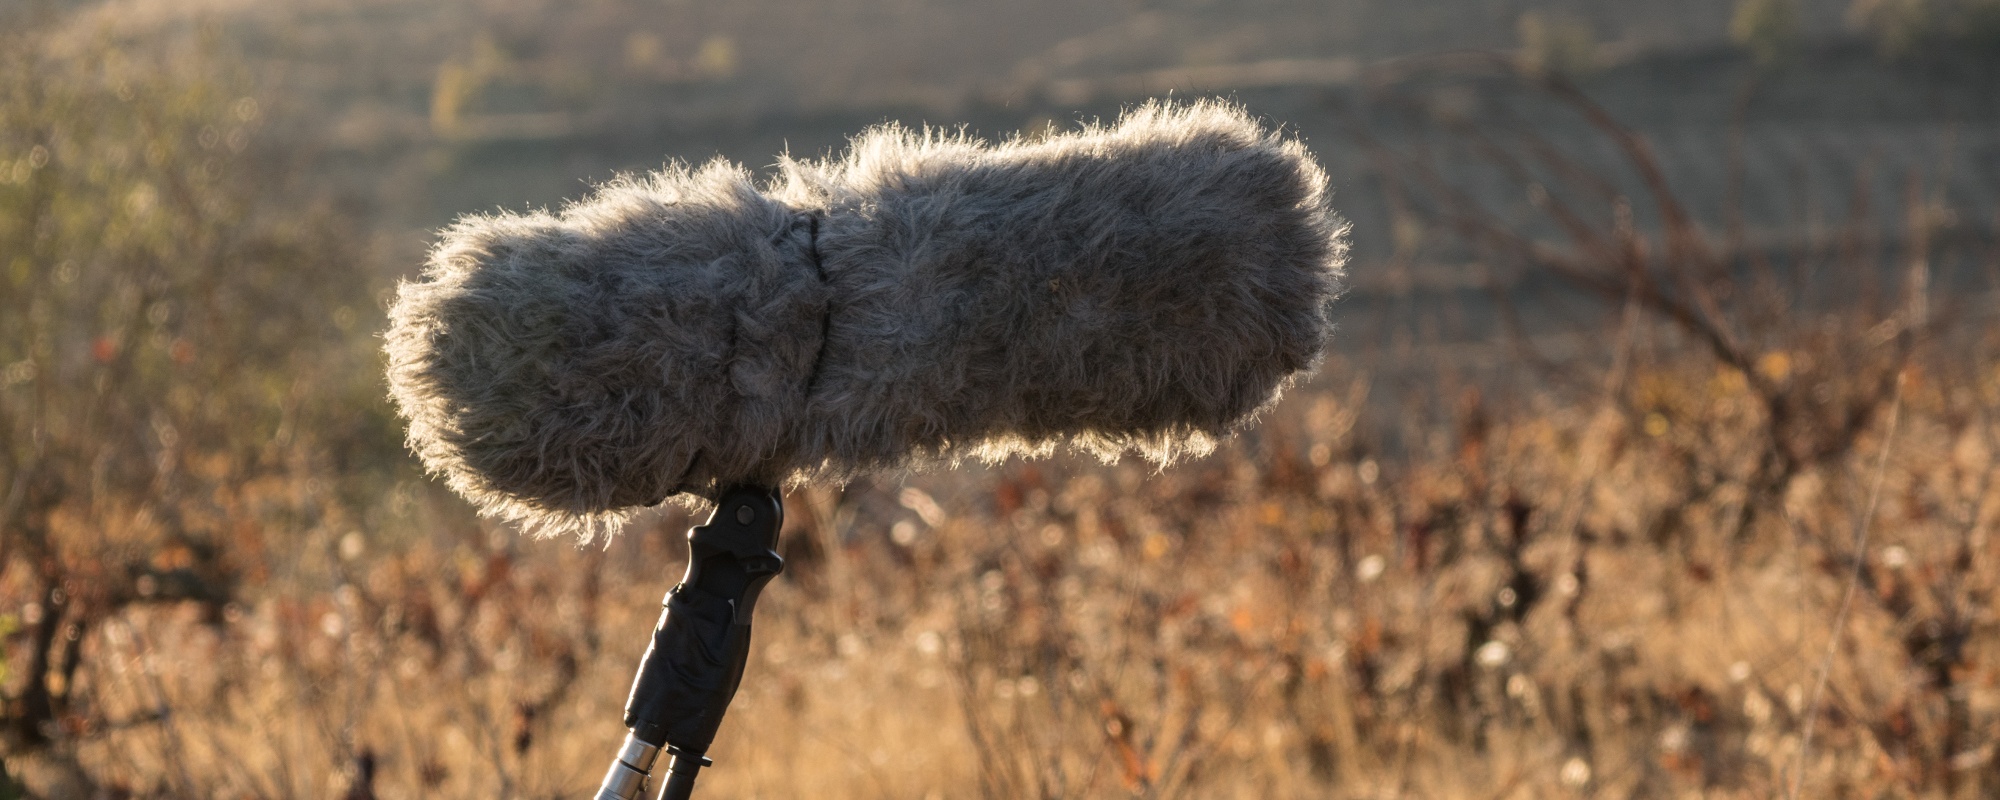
[[622, 486, 785, 754]]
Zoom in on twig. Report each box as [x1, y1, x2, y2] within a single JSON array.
[[1789, 372, 1906, 799]]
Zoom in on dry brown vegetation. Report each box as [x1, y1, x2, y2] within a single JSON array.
[[6, 4, 2000, 800]]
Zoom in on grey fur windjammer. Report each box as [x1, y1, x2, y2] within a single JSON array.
[[384, 100, 1348, 539]]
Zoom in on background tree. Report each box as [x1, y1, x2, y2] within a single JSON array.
[[0, 14, 386, 755]]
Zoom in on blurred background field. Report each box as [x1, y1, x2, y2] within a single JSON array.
[[3, 0, 2000, 797]]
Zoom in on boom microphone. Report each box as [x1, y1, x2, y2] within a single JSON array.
[[385, 100, 1348, 538]]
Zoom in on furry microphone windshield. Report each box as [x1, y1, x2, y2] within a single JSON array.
[[385, 100, 1348, 539]]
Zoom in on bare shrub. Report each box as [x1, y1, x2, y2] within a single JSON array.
[[0, 14, 386, 789]]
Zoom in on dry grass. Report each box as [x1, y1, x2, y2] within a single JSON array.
[[7, 10, 2000, 800], [14, 337, 2000, 799]]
